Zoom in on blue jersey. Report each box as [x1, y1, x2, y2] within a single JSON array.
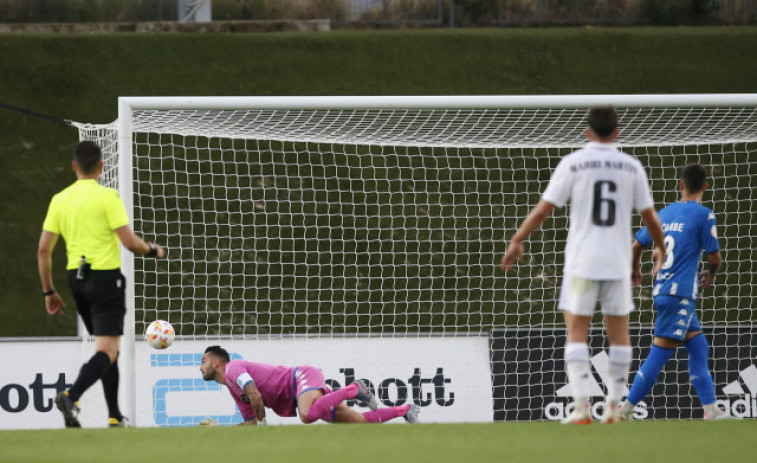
[[635, 201, 719, 300]]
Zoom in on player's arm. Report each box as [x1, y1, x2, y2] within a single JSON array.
[[37, 230, 65, 315], [501, 200, 556, 271], [631, 239, 644, 286], [242, 381, 267, 426], [114, 225, 166, 258], [639, 207, 666, 276], [699, 250, 721, 289], [198, 381, 266, 427]]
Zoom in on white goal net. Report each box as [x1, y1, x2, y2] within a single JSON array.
[[74, 95, 757, 424]]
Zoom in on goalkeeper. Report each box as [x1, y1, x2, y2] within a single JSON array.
[[198, 345, 419, 425], [620, 164, 733, 420]]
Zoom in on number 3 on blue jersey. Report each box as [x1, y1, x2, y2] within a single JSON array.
[[661, 235, 675, 270]]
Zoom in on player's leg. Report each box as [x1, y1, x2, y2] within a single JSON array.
[[684, 331, 716, 415], [56, 271, 95, 427], [300, 390, 412, 424], [297, 389, 327, 423], [559, 275, 597, 424], [620, 296, 682, 419], [331, 401, 417, 424], [96, 337, 125, 426], [602, 314, 633, 423], [57, 337, 113, 428], [93, 272, 127, 426], [102, 357, 126, 427], [562, 312, 593, 424], [296, 372, 410, 424], [302, 382, 362, 423], [620, 338, 676, 419], [361, 403, 418, 423], [66, 335, 119, 401], [58, 271, 125, 428], [299, 384, 375, 423], [332, 402, 367, 422], [92, 277, 126, 425], [98, 272, 126, 427], [295, 366, 366, 423], [683, 326, 730, 419], [598, 279, 634, 423]]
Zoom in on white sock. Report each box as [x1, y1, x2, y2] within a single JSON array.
[[607, 345, 633, 404], [565, 342, 592, 405]]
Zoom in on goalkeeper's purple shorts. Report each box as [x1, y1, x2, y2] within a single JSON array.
[[292, 365, 332, 401]]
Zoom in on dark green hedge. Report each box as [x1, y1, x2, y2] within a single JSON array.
[[1, 27, 756, 336]]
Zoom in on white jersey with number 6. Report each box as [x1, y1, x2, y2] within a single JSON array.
[[542, 142, 654, 280]]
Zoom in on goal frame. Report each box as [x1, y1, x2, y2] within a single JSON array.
[[116, 93, 757, 425]]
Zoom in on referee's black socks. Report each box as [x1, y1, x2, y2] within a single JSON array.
[[101, 356, 122, 421], [68, 351, 111, 403]]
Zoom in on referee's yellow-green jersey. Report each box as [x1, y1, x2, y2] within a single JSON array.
[[42, 179, 129, 270]]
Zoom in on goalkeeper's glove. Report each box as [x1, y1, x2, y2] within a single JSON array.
[[198, 417, 220, 426]]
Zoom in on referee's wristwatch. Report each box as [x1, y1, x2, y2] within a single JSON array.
[[42, 289, 55, 297]]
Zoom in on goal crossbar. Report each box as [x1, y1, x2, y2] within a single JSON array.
[[119, 94, 757, 110]]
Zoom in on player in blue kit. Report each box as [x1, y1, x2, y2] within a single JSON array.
[[619, 164, 733, 420]]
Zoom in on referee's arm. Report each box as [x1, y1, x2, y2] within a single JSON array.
[[115, 225, 166, 258], [37, 230, 65, 315]]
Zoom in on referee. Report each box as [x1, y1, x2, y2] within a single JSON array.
[[37, 140, 166, 428]]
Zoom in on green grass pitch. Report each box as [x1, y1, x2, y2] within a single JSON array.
[[1, 421, 753, 463]]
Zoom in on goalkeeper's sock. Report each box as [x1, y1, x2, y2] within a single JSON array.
[[564, 342, 592, 402], [101, 356, 123, 421], [362, 405, 410, 423], [305, 383, 359, 423], [685, 333, 716, 406], [68, 351, 111, 402], [606, 345, 633, 404], [626, 345, 674, 405]]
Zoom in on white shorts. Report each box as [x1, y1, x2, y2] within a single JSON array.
[[558, 273, 634, 316]]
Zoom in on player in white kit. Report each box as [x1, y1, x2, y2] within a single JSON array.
[[501, 106, 666, 424]]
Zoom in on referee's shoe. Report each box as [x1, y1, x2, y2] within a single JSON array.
[[55, 391, 81, 428], [108, 417, 129, 428]]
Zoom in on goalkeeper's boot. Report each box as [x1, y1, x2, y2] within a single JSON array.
[[55, 391, 81, 428], [354, 380, 378, 411], [601, 401, 622, 424], [108, 417, 129, 428], [403, 403, 420, 424], [560, 402, 591, 425]]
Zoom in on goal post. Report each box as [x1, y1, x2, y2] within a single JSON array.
[[73, 94, 757, 425], [116, 100, 137, 428]]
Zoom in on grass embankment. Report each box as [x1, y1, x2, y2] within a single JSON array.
[[1, 27, 756, 336]]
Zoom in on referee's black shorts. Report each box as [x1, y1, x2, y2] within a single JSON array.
[[67, 269, 127, 336]]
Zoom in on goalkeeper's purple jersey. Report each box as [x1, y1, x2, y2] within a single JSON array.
[[224, 359, 298, 420]]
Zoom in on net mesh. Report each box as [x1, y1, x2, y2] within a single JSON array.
[[74, 103, 757, 421]]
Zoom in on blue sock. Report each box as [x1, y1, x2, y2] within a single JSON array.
[[685, 334, 716, 406], [626, 345, 675, 405]]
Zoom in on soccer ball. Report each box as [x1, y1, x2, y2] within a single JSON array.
[[145, 320, 175, 349]]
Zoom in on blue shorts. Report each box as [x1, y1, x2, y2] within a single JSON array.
[[653, 295, 702, 342]]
